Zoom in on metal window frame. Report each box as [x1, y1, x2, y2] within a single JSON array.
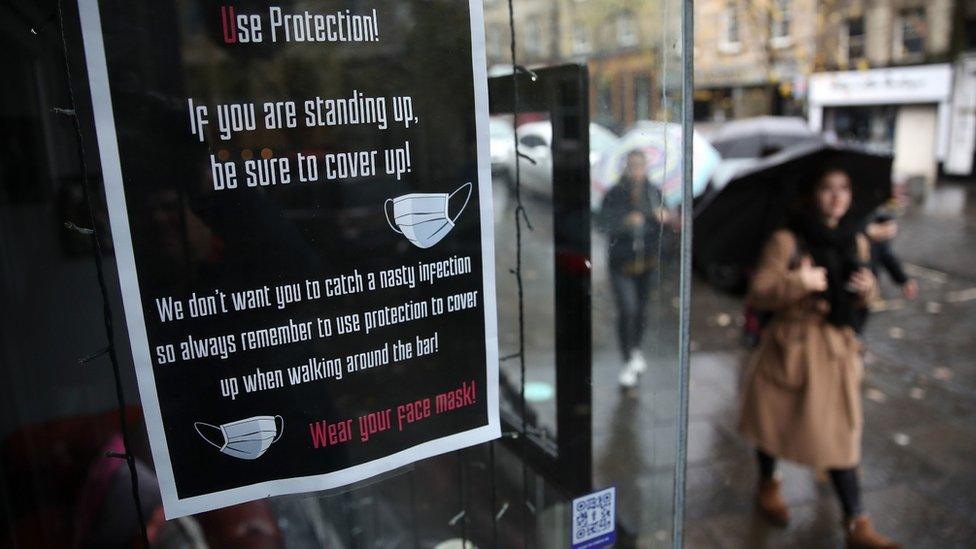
[[488, 64, 593, 497]]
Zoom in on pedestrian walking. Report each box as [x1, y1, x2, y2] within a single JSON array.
[[850, 210, 917, 333], [865, 211, 918, 300], [599, 150, 669, 388], [737, 166, 899, 548]]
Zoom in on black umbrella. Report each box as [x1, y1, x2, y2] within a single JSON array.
[[693, 142, 893, 294]]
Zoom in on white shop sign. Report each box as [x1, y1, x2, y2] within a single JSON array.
[[809, 64, 952, 107]]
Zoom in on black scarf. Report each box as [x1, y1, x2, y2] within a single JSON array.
[[791, 214, 863, 327]]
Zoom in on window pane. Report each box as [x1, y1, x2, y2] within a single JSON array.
[[901, 8, 926, 56], [848, 17, 866, 60], [0, 0, 690, 546]]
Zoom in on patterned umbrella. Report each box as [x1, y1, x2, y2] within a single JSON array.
[[592, 121, 721, 208]]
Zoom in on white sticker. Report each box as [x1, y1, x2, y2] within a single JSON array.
[[572, 486, 616, 549]]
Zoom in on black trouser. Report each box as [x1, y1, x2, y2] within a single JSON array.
[[610, 268, 653, 361], [757, 449, 863, 519]]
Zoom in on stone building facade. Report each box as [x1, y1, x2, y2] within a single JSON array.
[[693, 0, 819, 121], [482, 0, 673, 132], [814, 0, 955, 71]]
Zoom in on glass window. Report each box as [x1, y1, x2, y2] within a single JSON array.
[[966, 17, 976, 50], [572, 23, 592, 55], [487, 24, 505, 60], [771, 0, 792, 40], [615, 11, 639, 48], [596, 78, 615, 128], [0, 0, 691, 546], [524, 15, 544, 57], [724, 0, 740, 47], [847, 16, 866, 62], [635, 75, 653, 121], [896, 7, 926, 59]]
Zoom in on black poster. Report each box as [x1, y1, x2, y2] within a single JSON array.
[[79, 0, 498, 517]]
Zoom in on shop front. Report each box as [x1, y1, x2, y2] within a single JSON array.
[[808, 64, 953, 190]]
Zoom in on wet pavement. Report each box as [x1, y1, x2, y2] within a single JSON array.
[[683, 183, 976, 548]]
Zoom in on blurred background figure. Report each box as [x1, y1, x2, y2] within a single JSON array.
[[599, 150, 669, 388], [850, 207, 918, 333], [865, 209, 918, 301]]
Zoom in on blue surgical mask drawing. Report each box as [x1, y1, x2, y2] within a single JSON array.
[[385, 182, 472, 249], [194, 415, 283, 460]]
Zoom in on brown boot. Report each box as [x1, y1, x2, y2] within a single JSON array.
[[756, 477, 789, 526], [845, 516, 900, 549]]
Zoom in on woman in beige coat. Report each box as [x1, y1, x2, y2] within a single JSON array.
[[738, 167, 899, 549]]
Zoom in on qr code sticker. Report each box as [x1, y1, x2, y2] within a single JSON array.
[[572, 486, 616, 549]]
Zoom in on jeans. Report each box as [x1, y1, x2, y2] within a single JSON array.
[[610, 268, 653, 362]]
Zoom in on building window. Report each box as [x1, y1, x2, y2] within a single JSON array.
[[770, 0, 791, 41], [615, 12, 638, 48], [572, 23, 591, 55], [634, 75, 652, 121], [721, 0, 741, 52], [966, 17, 976, 51], [596, 79, 614, 127], [846, 17, 866, 62], [894, 7, 926, 60], [487, 25, 504, 61], [524, 16, 543, 57], [620, 74, 629, 124]]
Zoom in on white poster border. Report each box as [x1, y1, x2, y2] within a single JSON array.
[[77, 0, 499, 519]]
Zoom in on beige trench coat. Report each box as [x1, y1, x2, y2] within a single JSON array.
[[738, 229, 873, 469]]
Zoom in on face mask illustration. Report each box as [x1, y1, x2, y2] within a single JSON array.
[[385, 182, 472, 249], [194, 415, 283, 460]]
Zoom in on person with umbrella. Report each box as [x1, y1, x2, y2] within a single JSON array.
[[737, 165, 899, 548], [599, 149, 669, 388]]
